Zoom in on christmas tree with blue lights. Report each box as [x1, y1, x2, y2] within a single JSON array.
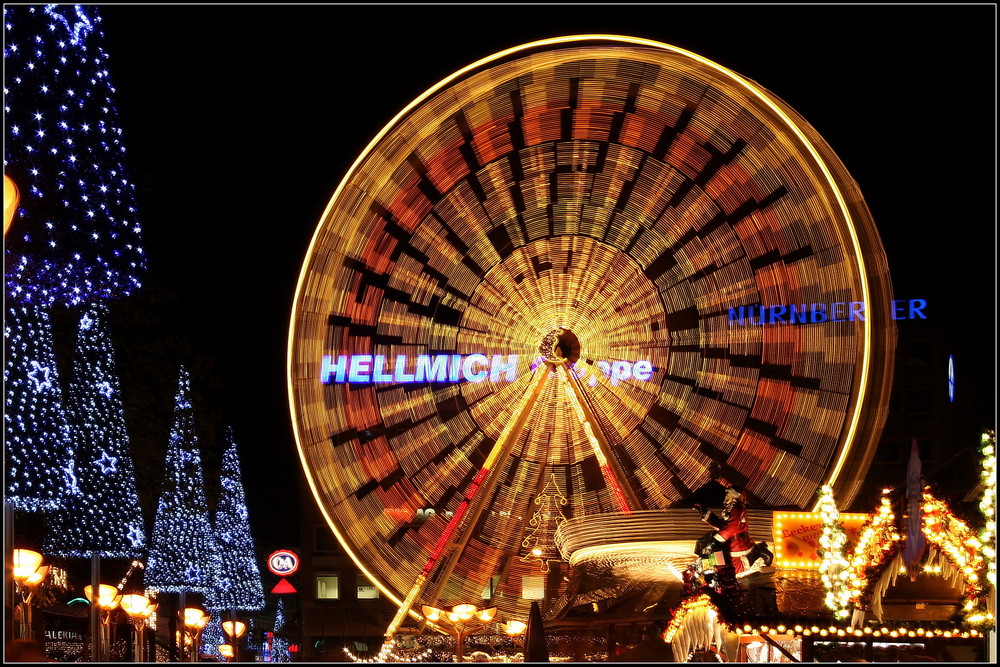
[[272, 598, 291, 663], [3, 4, 146, 305], [43, 305, 145, 557], [4, 4, 145, 514], [3, 302, 78, 512], [208, 428, 266, 611], [145, 367, 218, 593]]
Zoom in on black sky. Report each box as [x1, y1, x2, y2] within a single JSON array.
[[93, 4, 996, 553]]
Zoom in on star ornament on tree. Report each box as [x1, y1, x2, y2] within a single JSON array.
[[95, 451, 118, 474], [96, 380, 113, 398], [126, 524, 145, 548], [28, 360, 53, 391]]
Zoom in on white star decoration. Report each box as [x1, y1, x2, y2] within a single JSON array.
[[126, 524, 144, 548], [95, 451, 118, 474], [96, 381, 113, 398], [28, 360, 53, 391], [80, 312, 94, 330]]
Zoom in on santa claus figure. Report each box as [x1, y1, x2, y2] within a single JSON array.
[[694, 486, 773, 576]]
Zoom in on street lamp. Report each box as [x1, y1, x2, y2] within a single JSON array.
[[12, 549, 47, 639], [217, 644, 234, 660], [221, 619, 247, 662], [182, 607, 210, 662], [120, 593, 157, 662], [502, 619, 527, 647], [421, 604, 498, 663], [84, 584, 122, 661]]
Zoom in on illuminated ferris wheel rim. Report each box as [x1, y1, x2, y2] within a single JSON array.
[[287, 35, 888, 613]]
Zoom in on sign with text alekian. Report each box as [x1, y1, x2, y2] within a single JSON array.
[[772, 512, 869, 569]]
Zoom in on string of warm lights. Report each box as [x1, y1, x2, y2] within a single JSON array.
[[845, 488, 901, 609], [817, 485, 852, 619], [343, 638, 434, 663], [731, 622, 984, 641], [978, 430, 996, 593], [521, 473, 569, 572]]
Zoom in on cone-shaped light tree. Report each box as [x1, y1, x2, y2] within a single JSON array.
[[145, 367, 218, 593], [43, 305, 145, 556], [4, 302, 78, 512], [207, 428, 266, 611]]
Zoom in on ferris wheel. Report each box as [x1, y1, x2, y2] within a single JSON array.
[[287, 36, 894, 629]]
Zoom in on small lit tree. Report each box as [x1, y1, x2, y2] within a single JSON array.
[[44, 305, 145, 557], [144, 367, 218, 593], [4, 302, 78, 512], [207, 428, 265, 611]]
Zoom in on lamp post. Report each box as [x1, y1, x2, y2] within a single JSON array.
[[120, 593, 157, 662], [182, 607, 209, 662], [12, 549, 46, 639], [221, 619, 246, 663], [421, 604, 497, 663], [84, 584, 122, 662]]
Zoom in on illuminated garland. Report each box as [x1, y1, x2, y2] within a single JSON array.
[[662, 593, 723, 643], [521, 473, 568, 573], [978, 431, 996, 592], [733, 622, 984, 640], [343, 638, 433, 663], [844, 488, 901, 609], [817, 485, 852, 619], [920, 489, 983, 598]]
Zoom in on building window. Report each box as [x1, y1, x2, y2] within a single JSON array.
[[357, 576, 379, 599], [316, 575, 339, 600]]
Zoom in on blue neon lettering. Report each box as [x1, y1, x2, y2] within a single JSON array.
[[394, 354, 415, 382], [373, 355, 393, 382], [724, 300, 924, 325], [490, 355, 518, 382], [849, 301, 865, 321], [810, 303, 827, 323], [415, 355, 448, 382], [321, 355, 348, 383], [789, 304, 808, 324], [462, 354, 489, 382], [348, 355, 372, 382]]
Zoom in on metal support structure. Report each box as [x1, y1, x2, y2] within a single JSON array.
[[556, 363, 643, 512], [383, 365, 550, 638]]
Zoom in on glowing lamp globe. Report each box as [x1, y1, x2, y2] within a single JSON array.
[[504, 620, 527, 636], [222, 620, 247, 639], [3, 174, 18, 236], [218, 644, 234, 659], [12, 549, 43, 582], [120, 593, 152, 617], [183, 607, 209, 629], [84, 584, 122, 610]]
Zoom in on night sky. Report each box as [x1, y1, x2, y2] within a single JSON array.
[[86, 4, 995, 556]]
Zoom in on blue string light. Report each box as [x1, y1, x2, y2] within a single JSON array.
[[208, 428, 266, 611], [4, 301, 78, 511], [145, 367, 219, 594], [3, 4, 145, 307], [42, 304, 146, 557]]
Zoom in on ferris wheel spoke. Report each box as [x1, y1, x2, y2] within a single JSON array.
[[384, 363, 551, 637], [556, 362, 643, 513]]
